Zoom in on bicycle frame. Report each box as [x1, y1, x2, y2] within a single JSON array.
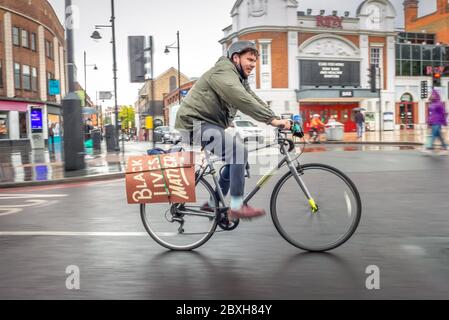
[[195, 133, 319, 213]]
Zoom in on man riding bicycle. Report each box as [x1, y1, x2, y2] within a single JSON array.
[[309, 114, 325, 143], [175, 40, 291, 220]]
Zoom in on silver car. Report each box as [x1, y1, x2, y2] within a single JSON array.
[[227, 120, 265, 144]]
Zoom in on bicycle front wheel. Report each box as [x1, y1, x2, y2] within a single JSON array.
[[140, 176, 219, 251], [271, 163, 361, 252]]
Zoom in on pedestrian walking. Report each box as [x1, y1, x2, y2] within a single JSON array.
[[425, 89, 447, 152], [355, 110, 365, 139], [84, 119, 93, 141], [48, 123, 55, 151]]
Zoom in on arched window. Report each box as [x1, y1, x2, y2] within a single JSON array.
[[400, 93, 413, 102], [169, 76, 177, 92]]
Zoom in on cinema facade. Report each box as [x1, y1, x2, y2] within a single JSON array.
[[220, 0, 399, 132]]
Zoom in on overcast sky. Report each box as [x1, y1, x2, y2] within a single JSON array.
[[48, 0, 436, 107]]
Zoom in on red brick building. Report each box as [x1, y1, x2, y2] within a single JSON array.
[[404, 0, 449, 44], [0, 0, 66, 145]]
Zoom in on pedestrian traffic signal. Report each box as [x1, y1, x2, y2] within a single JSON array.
[[368, 64, 377, 93], [420, 80, 428, 99], [433, 71, 442, 88]]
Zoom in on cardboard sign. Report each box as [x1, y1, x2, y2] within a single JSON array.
[[125, 152, 196, 204]]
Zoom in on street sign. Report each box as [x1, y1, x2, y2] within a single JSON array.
[[340, 90, 354, 97], [48, 79, 60, 95], [99, 91, 113, 100]]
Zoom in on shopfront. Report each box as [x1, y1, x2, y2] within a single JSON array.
[[300, 103, 359, 132], [0, 100, 34, 144]]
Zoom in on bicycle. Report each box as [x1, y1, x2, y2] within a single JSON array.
[[140, 122, 362, 252]]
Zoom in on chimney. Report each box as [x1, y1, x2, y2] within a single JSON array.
[[404, 0, 419, 29], [437, 0, 448, 13]]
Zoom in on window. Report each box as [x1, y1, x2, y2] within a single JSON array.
[[395, 42, 449, 76], [19, 112, 27, 139], [261, 43, 269, 66], [21, 29, 29, 48], [14, 63, 21, 89], [259, 41, 272, 89], [22, 65, 31, 90], [30, 33, 37, 51], [31, 67, 38, 92], [169, 76, 177, 92], [12, 27, 20, 46], [45, 40, 53, 59], [0, 112, 9, 139], [0, 60, 3, 88], [370, 47, 381, 68]]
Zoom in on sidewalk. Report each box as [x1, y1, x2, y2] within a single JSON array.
[[0, 129, 442, 188]]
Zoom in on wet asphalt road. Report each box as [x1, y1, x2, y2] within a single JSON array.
[[1, 147, 449, 299]]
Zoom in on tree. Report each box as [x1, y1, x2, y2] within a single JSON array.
[[118, 105, 135, 131]]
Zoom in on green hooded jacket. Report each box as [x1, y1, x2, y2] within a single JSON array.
[[175, 57, 278, 131]]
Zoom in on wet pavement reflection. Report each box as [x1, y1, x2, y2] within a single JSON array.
[[0, 141, 421, 184]]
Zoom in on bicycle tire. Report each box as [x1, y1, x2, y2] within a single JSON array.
[[270, 163, 362, 252], [140, 176, 219, 251]]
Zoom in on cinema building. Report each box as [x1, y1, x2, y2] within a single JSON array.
[[220, 0, 398, 132]]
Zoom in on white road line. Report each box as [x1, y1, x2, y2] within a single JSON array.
[[0, 231, 148, 237], [0, 194, 68, 200]]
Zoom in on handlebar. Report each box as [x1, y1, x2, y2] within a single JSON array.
[[279, 119, 304, 138]]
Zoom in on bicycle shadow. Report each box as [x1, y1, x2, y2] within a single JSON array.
[[142, 248, 364, 299]]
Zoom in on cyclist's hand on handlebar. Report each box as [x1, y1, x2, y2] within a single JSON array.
[[271, 119, 292, 131]]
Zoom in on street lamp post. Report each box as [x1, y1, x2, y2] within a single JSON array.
[[165, 31, 181, 104], [91, 0, 120, 152], [83, 51, 98, 108]]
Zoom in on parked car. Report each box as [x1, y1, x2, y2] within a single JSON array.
[[226, 119, 264, 144], [154, 126, 182, 144], [165, 129, 182, 144], [154, 126, 170, 143]]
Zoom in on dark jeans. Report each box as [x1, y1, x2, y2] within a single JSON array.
[[429, 125, 447, 149], [181, 123, 248, 197]]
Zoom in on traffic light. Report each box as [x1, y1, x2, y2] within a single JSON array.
[[420, 80, 428, 99], [433, 71, 442, 88], [368, 64, 377, 93]]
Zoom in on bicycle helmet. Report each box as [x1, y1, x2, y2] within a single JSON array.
[[227, 40, 259, 59]]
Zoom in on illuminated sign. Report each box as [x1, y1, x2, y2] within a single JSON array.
[[30, 108, 43, 132], [300, 60, 360, 87]]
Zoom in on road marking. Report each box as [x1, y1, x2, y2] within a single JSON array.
[[0, 194, 68, 217], [0, 194, 68, 199], [0, 231, 148, 237], [401, 245, 426, 256]]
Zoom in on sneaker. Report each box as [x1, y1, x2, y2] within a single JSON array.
[[228, 205, 266, 220], [200, 202, 215, 212]]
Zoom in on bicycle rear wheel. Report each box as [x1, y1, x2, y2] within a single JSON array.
[[271, 163, 361, 252], [140, 176, 218, 251]]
